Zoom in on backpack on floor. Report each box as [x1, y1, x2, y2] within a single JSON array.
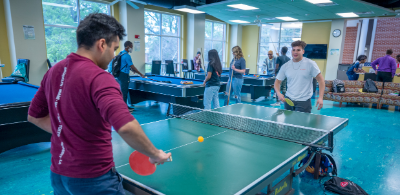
[[111, 52, 128, 78], [332, 79, 345, 93], [363, 79, 378, 93], [324, 177, 368, 195], [299, 152, 337, 177]]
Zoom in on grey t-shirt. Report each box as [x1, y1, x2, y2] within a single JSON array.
[[276, 57, 321, 101], [229, 57, 246, 79]]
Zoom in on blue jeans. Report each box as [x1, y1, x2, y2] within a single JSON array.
[[50, 168, 125, 195], [347, 73, 359, 81], [224, 77, 244, 105], [204, 86, 220, 110]]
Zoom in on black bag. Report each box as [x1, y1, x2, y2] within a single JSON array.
[[324, 177, 368, 195], [362, 79, 378, 93], [336, 83, 345, 93], [111, 53, 127, 77]]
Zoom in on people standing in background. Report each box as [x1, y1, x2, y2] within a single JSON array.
[[346, 55, 367, 81], [396, 54, 400, 68], [271, 47, 290, 107], [108, 41, 145, 110], [274, 40, 325, 113], [203, 49, 222, 110], [371, 49, 397, 82], [263, 50, 277, 75], [194, 52, 202, 72], [224, 46, 246, 105]]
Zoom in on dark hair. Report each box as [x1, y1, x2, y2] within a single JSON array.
[[281, 46, 288, 55], [397, 54, 400, 58], [387, 49, 393, 55], [357, 55, 367, 61], [124, 41, 133, 47], [291, 40, 307, 49], [197, 51, 201, 55], [208, 49, 222, 75], [76, 13, 126, 49]]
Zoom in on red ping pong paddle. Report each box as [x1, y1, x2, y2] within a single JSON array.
[[129, 151, 172, 176]]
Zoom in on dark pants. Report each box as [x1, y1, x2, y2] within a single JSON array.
[[376, 72, 393, 82], [284, 98, 312, 113], [117, 72, 130, 104], [51, 168, 125, 195]]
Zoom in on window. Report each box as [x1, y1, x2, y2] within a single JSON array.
[[258, 22, 302, 73], [42, 0, 109, 63], [204, 21, 226, 68], [144, 11, 181, 64]]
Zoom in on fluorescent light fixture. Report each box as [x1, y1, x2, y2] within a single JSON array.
[[227, 4, 259, 10], [229, 20, 250, 23], [336, 12, 359, 17], [42, 2, 73, 8], [276, 17, 298, 21], [174, 5, 205, 14], [305, 0, 332, 4]]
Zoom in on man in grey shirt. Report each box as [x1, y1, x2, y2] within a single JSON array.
[[274, 41, 325, 113]]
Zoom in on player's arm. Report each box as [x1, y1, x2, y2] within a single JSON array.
[[232, 59, 246, 74], [203, 72, 212, 85], [27, 73, 52, 134], [28, 115, 52, 134], [274, 79, 285, 102], [130, 65, 144, 78], [315, 73, 325, 110], [118, 120, 170, 163]]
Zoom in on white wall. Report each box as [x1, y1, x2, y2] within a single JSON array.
[[325, 19, 346, 80], [5, 0, 47, 85], [229, 24, 242, 62], [119, 1, 145, 74], [186, 13, 205, 66]]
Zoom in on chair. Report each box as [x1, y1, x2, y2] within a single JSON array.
[[165, 60, 175, 77], [364, 73, 376, 81], [151, 60, 161, 75], [182, 59, 190, 79], [2, 59, 30, 83], [245, 68, 250, 75]]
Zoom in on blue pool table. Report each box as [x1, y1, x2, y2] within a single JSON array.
[[128, 75, 226, 108], [195, 73, 275, 100], [0, 82, 51, 153]]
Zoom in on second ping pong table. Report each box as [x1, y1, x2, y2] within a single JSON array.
[[112, 103, 348, 195]]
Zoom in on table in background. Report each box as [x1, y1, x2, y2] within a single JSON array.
[[128, 75, 226, 108], [113, 103, 348, 195], [195, 73, 275, 100], [0, 64, 4, 80], [0, 82, 51, 153]]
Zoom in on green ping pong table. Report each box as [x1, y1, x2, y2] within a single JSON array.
[[112, 103, 348, 195]]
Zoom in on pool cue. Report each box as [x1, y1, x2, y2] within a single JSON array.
[[226, 60, 235, 106], [200, 48, 205, 70]]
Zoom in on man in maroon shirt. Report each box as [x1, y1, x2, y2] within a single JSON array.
[[27, 13, 171, 194]]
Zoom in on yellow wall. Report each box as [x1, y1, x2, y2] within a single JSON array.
[[241, 25, 259, 74], [0, 0, 11, 77], [301, 22, 332, 77]]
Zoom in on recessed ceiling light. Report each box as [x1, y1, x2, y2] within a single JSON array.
[[276, 17, 298, 21], [305, 0, 332, 4], [227, 4, 259, 10], [174, 6, 205, 14], [229, 20, 250, 23], [336, 12, 359, 17]]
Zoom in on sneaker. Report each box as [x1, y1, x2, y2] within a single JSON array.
[[270, 102, 281, 106]]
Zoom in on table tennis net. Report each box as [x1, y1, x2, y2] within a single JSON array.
[[167, 103, 329, 146]]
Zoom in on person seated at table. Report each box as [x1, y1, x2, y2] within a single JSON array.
[[263, 50, 278, 75], [193, 51, 203, 72], [225, 46, 246, 105], [346, 55, 367, 80], [203, 49, 222, 110]]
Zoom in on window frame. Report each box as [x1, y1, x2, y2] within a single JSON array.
[[144, 9, 182, 63], [43, 0, 110, 62], [257, 22, 302, 72], [204, 20, 226, 67]]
